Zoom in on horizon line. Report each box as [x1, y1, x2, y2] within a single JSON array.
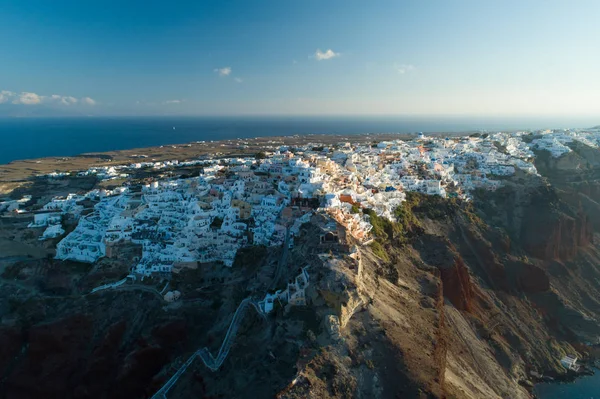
[[0, 113, 599, 120]]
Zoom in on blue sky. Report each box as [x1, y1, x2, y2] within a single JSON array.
[[1, 0, 599, 117]]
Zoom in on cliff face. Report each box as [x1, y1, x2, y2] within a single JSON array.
[[347, 182, 600, 398], [0, 293, 184, 399], [439, 257, 473, 312], [278, 144, 600, 399], [524, 144, 600, 261], [521, 208, 592, 261], [414, 235, 475, 312], [514, 262, 550, 293], [3, 146, 600, 399]]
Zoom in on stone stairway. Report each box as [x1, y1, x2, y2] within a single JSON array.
[[151, 297, 264, 398]]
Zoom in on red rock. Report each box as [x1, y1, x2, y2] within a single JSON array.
[[439, 257, 474, 312], [522, 206, 593, 262], [5, 314, 93, 398]]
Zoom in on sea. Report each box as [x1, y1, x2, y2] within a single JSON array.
[[534, 370, 600, 398], [0, 115, 598, 164]]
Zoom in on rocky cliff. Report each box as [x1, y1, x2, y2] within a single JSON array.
[[284, 177, 600, 398], [3, 145, 600, 399], [519, 189, 593, 261], [0, 293, 178, 399]]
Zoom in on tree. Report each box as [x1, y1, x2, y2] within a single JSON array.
[[255, 152, 267, 160]]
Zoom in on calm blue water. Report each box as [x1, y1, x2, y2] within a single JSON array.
[[0, 116, 598, 164], [535, 371, 600, 399]]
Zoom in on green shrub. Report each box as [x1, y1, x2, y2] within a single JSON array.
[[369, 241, 389, 262], [363, 208, 398, 239], [401, 192, 458, 221], [394, 201, 420, 230]]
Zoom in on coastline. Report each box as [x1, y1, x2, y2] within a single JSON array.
[[530, 351, 600, 398], [0, 115, 495, 165], [533, 366, 600, 398], [0, 131, 463, 193]]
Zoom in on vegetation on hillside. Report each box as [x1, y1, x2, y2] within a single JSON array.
[[362, 208, 400, 240], [363, 194, 427, 244], [365, 192, 486, 264], [369, 240, 389, 262]]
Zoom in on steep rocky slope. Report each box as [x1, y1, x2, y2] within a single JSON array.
[[282, 158, 600, 398], [2, 144, 600, 399]]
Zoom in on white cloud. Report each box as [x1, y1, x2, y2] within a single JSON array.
[[81, 97, 96, 106], [0, 90, 96, 106], [314, 49, 340, 61], [164, 99, 182, 104], [234, 77, 243, 83], [214, 67, 232, 77], [0, 90, 14, 104], [13, 92, 43, 105], [50, 95, 78, 105], [63, 96, 78, 105], [395, 64, 415, 74]]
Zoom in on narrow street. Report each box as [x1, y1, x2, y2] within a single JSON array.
[[269, 228, 290, 290]]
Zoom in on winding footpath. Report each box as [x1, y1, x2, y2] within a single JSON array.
[[151, 297, 264, 399], [152, 231, 293, 398]]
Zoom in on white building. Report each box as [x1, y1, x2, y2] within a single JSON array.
[[560, 355, 580, 372]]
